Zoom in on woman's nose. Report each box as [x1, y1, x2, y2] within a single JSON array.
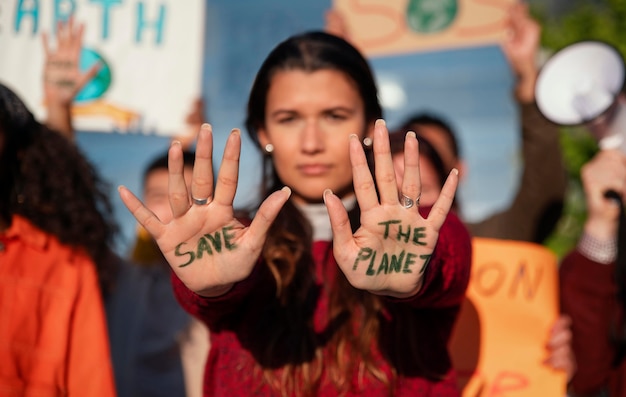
[[300, 119, 324, 153]]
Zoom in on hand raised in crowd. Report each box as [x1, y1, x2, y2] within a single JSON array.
[[325, 120, 459, 298], [500, 3, 541, 103], [324, 8, 351, 42], [580, 149, 626, 239], [43, 16, 98, 106], [42, 16, 99, 137], [544, 314, 576, 382], [119, 124, 292, 298]]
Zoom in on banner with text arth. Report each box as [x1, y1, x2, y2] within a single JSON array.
[[0, 0, 204, 135]]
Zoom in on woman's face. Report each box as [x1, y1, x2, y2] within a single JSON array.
[[257, 69, 372, 205]]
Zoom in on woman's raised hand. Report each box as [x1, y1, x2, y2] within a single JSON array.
[[119, 124, 291, 297], [324, 119, 459, 298]]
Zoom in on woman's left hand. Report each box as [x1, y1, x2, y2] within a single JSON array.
[[325, 119, 459, 298]]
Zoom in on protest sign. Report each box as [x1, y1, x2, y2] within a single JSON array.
[[333, 0, 516, 57], [0, 0, 204, 135], [449, 238, 567, 396]]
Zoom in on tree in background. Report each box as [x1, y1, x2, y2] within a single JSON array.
[[532, 0, 626, 258]]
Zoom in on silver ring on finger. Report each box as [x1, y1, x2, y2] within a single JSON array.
[[401, 194, 414, 209], [192, 197, 209, 206]]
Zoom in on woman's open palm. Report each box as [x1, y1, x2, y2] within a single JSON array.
[[119, 124, 290, 297], [325, 120, 459, 298]]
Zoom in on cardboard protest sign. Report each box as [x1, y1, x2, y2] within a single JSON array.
[[332, 0, 516, 57], [449, 238, 567, 396], [0, 0, 204, 135]]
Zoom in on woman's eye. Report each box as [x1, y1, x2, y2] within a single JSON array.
[[327, 112, 347, 121], [277, 115, 296, 124]]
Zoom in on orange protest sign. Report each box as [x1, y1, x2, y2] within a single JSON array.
[[332, 0, 516, 57], [449, 237, 567, 397]]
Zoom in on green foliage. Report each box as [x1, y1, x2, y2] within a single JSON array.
[[532, 0, 626, 258], [536, 0, 626, 56]]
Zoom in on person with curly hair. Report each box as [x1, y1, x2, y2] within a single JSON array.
[[0, 81, 118, 396]]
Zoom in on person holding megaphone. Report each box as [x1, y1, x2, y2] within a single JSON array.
[[535, 36, 626, 397], [559, 149, 626, 397]]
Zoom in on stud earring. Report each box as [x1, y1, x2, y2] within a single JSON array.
[[265, 143, 274, 154], [363, 137, 373, 148]]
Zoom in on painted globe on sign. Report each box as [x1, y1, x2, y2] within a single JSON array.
[[75, 48, 112, 103], [406, 0, 458, 34]]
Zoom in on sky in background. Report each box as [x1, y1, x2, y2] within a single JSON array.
[[74, 0, 521, 255]]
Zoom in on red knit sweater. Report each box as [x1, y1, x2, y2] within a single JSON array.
[[560, 250, 626, 396], [172, 210, 471, 396]]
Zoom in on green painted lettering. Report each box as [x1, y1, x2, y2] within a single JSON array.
[[196, 237, 213, 258], [204, 231, 222, 253], [378, 220, 401, 239], [419, 254, 432, 274], [389, 250, 406, 273], [412, 227, 427, 246], [397, 224, 411, 243], [403, 252, 418, 273], [366, 250, 378, 275], [353, 247, 373, 270], [175, 242, 195, 267], [222, 226, 236, 250], [377, 253, 390, 275]]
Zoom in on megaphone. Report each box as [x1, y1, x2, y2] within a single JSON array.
[[535, 41, 626, 153]]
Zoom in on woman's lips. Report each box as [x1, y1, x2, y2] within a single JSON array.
[[298, 163, 332, 176]]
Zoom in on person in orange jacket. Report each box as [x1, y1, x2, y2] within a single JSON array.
[[0, 81, 118, 396]]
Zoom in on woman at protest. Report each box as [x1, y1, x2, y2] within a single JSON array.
[[120, 31, 472, 396], [560, 149, 626, 396], [0, 82, 117, 395]]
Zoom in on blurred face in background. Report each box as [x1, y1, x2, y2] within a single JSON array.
[[143, 166, 193, 224], [413, 124, 458, 173]]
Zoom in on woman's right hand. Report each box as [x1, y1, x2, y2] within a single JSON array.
[[119, 124, 291, 297], [580, 149, 626, 240]]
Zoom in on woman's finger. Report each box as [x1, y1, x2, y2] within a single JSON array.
[[246, 187, 292, 251], [169, 141, 192, 217], [118, 185, 165, 239], [190, 124, 215, 206], [372, 119, 399, 206], [400, 131, 421, 211], [428, 168, 459, 230], [213, 128, 241, 207], [350, 134, 378, 212], [324, 189, 353, 250]]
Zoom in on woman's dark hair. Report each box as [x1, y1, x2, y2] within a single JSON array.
[[246, 31, 382, 156], [0, 82, 119, 294], [239, 32, 442, 396]]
